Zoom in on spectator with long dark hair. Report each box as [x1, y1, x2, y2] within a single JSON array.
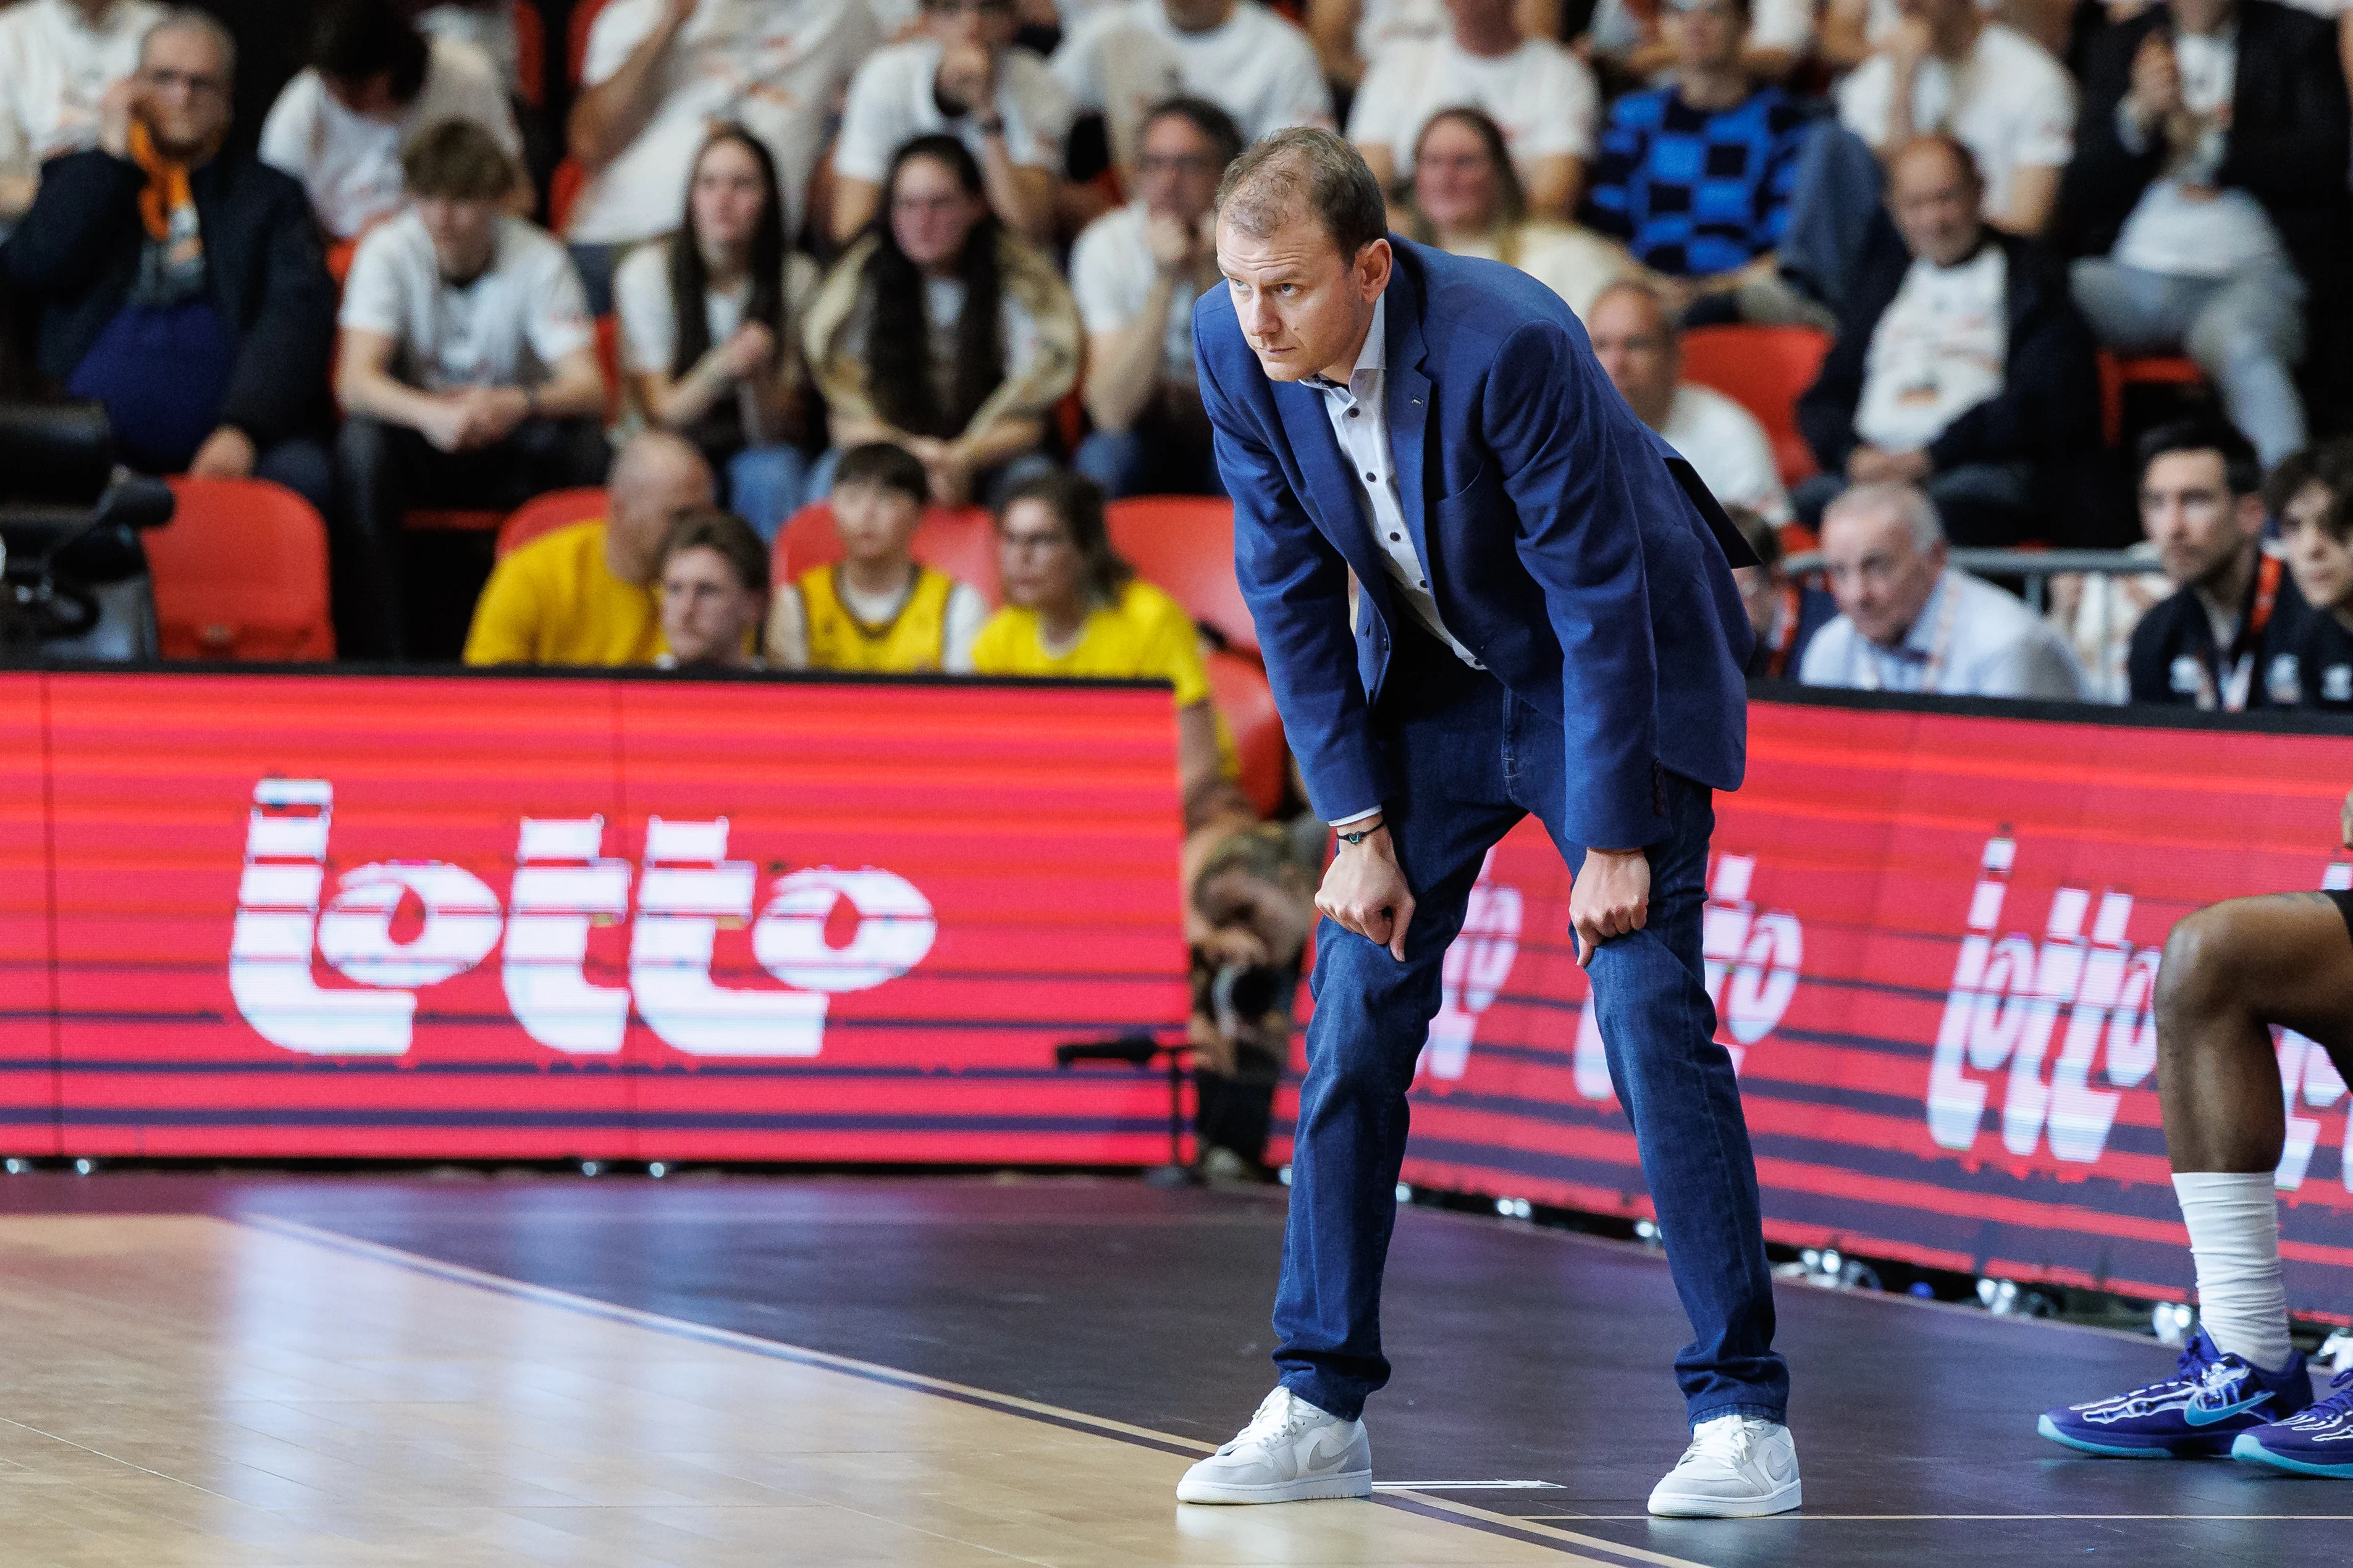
[[1398, 107, 1632, 321], [615, 124, 819, 543], [802, 134, 1077, 508], [972, 469, 1234, 825]]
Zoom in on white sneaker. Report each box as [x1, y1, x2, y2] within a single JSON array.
[[1646, 1415, 1802, 1518], [1176, 1387, 1373, 1504]]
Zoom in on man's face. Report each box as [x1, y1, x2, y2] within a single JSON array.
[[2282, 487, 2353, 615], [1665, 0, 1745, 72], [660, 546, 764, 668], [1821, 505, 1945, 647], [833, 480, 924, 566], [1733, 563, 1784, 645], [1888, 145, 1981, 267], [1217, 208, 1388, 384], [927, 0, 1017, 52], [611, 458, 718, 584], [1442, 0, 1516, 36], [2140, 450, 2257, 589], [138, 26, 234, 161], [416, 195, 501, 275], [1587, 288, 1678, 429], [1137, 115, 1223, 225]]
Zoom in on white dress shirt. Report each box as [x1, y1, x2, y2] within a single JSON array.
[[1798, 568, 2084, 699]]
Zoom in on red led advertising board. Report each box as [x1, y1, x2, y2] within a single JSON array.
[[1, 671, 1192, 1163], [1400, 696, 2353, 1320]]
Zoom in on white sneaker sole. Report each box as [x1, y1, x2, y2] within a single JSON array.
[[1175, 1468, 1373, 1504], [1647, 1477, 1801, 1519]]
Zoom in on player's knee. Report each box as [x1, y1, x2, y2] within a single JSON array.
[[2156, 907, 2241, 1042]]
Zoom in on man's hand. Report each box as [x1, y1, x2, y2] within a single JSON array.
[[1571, 847, 1649, 968], [1317, 823, 1415, 962], [925, 443, 975, 506], [462, 386, 532, 447], [97, 77, 139, 161], [937, 41, 998, 115], [2129, 32, 2183, 125], [1145, 212, 1198, 277], [187, 426, 256, 480], [418, 395, 476, 453]]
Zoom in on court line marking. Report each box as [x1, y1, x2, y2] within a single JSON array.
[[1525, 1514, 2353, 1522], [235, 1215, 1711, 1568], [1376, 1481, 1568, 1490]]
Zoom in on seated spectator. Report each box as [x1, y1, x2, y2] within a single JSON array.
[[0, 0, 163, 227], [655, 506, 771, 671], [1583, 0, 1815, 84], [831, 0, 1072, 245], [2062, 0, 2347, 471], [2124, 417, 2303, 711], [1399, 107, 1631, 319], [1583, 0, 1816, 326], [2267, 439, 2353, 553], [1801, 480, 2085, 697], [2045, 541, 2171, 704], [1834, 0, 2073, 237], [1730, 505, 1834, 679], [615, 125, 820, 545], [1051, 0, 1331, 181], [464, 430, 715, 665], [2273, 479, 2353, 713], [974, 469, 1235, 823], [767, 443, 989, 671], [0, 9, 335, 511], [335, 119, 610, 660], [564, 0, 880, 313], [1588, 280, 1790, 526], [414, 2, 524, 95], [1794, 135, 2100, 547], [1304, 0, 1446, 91], [1346, 0, 1597, 219], [1070, 97, 1239, 500], [258, 0, 518, 245], [804, 135, 1079, 508]]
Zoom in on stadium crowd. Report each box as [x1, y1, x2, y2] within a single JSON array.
[[5, 0, 2353, 721]]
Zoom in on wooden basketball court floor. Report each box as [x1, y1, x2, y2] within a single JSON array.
[[0, 1174, 2344, 1567]]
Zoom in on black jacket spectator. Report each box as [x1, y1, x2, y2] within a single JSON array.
[[2126, 553, 2305, 710], [1798, 227, 2102, 483], [1, 147, 334, 451], [2061, 0, 2349, 289]]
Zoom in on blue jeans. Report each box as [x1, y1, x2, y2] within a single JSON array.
[[1274, 637, 1787, 1427], [2070, 254, 2307, 468], [726, 444, 811, 545], [1072, 426, 1226, 500]]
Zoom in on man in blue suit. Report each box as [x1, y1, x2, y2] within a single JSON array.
[[1174, 130, 1797, 1519]]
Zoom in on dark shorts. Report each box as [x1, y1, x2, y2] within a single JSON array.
[[2328, 889, 2353, 949]]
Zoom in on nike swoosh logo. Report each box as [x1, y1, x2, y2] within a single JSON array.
[[1302, 1432, 1353, 1472], [2185, 1393, 2273, 1427]]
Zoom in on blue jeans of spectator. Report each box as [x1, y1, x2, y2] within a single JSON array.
[[804, 445, 1056, 509], [566, 242, 622, 318], [1274, 629, 1787, 1428], [1073, 423, 1227, 500], [2069, 255, 2307, 468], [1780, 122, 1892, 316], [726, 444, 812, 544], [1793, 459, 2039, 548]]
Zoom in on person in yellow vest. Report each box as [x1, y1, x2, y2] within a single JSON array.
[[972, 469, 1238, 824], [765, 442, 988, 673], [655, 508, 771, 672], [462, 431, 714, 666]]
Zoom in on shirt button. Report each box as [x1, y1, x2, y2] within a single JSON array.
[[1419, 579, 1429, 589], [1346, 408, 1359, 418], [1388, 532, 1400, 541], [1365, 472, 1377, 482]]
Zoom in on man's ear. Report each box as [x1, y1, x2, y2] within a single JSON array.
[[1357, 237, 1392, 301]]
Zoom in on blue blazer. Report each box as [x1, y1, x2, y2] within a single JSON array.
[[1194, 238, 1757, 851]]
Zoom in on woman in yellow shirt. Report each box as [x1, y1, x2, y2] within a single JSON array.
[[972, 471, 1233, 820]]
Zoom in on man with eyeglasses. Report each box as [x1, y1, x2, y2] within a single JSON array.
[[0, 0, 165, 227], [830, 0, 1074, 244], [0, 7, 336, 516], [1070, 96, 1242, 498]]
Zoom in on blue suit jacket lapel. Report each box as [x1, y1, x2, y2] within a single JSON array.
[[1272, 380, 1396, 613]]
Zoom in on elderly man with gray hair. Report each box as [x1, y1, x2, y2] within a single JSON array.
[[1799, 480, 2084, 698]]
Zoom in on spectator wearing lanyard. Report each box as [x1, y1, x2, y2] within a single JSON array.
[[1799, 480, 2084, 698], [2125, 417, 2304, 711]]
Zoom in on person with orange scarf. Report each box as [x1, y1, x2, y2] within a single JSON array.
[[0, 9, 335, 516]]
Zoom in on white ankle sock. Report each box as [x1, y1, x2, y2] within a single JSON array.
[[2172, 1170, 2294, 1373]]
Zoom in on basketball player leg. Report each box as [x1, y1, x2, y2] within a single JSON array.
[[2040, 892, 2353, 1460]]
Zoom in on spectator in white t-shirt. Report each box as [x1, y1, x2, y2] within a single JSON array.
[[0, 0, 165, 224], [1587, 279, 1791, 526], [1305, 0, 1443, 89], [1835, 0, 2074, 237], [1070, 97, 1240, 499], [616, 125, 822, 543], [830, 0, 1074, 245], [334, 119, 610, 660], [414, 2, 523, 95], [1400, 106, 1633, 319], [1583, 0, 1816, 83], [1051, 0, 1331, 180], [564, 0, 882, 314], [1347, 0, 1597, 219], [258, 0, 520, 245]]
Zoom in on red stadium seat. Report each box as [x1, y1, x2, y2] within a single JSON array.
[[774, 500, 1003, 604], [2097, 351, 2207, 447], [1205, 649, 1287, 818], [1105, 496, 1255, 655], [568, 0, 613, 86], [1678, 325, 1830, 488], [405, 508, 503, 532], [149, 478, 335, 661], [511, 0, 545, 108], [497, 487, 608, 558]]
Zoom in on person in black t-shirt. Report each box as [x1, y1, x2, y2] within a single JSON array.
[[2126, 418, 2302, 712]]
